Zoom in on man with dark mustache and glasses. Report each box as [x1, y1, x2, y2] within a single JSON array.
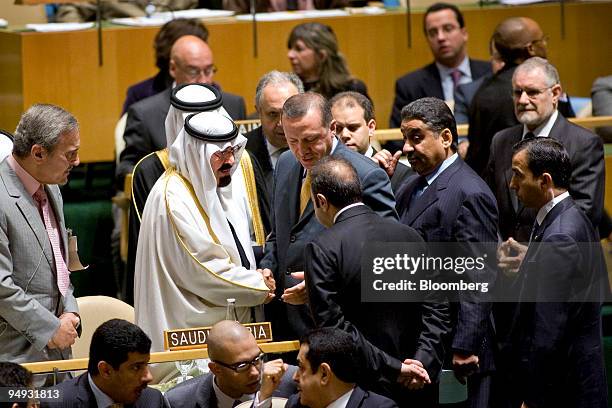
[[134, 112, 274, 354]]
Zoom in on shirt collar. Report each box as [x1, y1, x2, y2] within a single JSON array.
[[536, 190, 570, 226], [333, 202, 365, 224], [327, 388, 355, 408], [424, 153, 458, 186], [522, 110, 558, 139], [88, 374, 117, 408], [364, 145, 374, 158], [213, 375, 253, 408], [435, 56, 471, 79], [6, 155, 41, 197]]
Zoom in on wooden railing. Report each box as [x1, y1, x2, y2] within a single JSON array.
[[22, 340, 299, 374], [372, 116, 612, 142]]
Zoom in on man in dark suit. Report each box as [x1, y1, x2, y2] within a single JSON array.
[[245, 71, 304, 196], [330, 91, 413, 192], [42, 319, 167, 408], [166, 320, 297, 408], [304, 156, 449, 406], [259, 93, 397, 343], [389, 2, 490, 129], [392, 98, 499, 408], [504, 138, 607, 408], [289, 328, 398, 408], [117, 34, 246, 185], [486, 57, 604, 244], [465, 17, 575, 176]]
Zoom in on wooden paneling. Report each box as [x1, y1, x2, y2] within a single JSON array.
[[1, 2, 611, 162]]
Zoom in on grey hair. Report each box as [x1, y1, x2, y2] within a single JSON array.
[[513, 57, 560, 87], [255, 71, 304, 108], [13, 104, 78, 158]]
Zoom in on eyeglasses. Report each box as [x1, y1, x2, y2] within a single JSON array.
[[212, 143, 243, 162], [213, 352, 265, 373], [511, 86, 553, 100], [178, 64, 218, 80]]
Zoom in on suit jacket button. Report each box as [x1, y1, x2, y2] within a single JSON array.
[[290, 235, 296, 243]]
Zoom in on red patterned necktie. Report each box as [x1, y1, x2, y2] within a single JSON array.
[[33, 186, 70, 296]]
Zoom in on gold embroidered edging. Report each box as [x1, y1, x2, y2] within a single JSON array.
[[163, 170, 268, 293], [240, 152, 266, 246]]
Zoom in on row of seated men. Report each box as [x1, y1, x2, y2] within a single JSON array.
[[0, 319, 400, 408]]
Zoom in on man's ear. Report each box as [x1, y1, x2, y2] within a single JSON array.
[[367, 119, 376, 138], [318, 363, 332, 386], [31, 145, 45, 162], [440, 128, 453, 148], [97, 361, 113, 379], [540, 172, 554, 189], [208, 361, 221, 376], [329, 119, 337, 136], [550, 84, 562, 106], [314, 193, 327, 209], [169, 58, 178, 80]]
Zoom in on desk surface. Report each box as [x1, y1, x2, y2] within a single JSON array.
[[1, 2, 611, 162]]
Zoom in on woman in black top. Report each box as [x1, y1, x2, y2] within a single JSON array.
[[287, 22, 369, 100]]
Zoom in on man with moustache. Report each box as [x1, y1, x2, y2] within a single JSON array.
[[381, 98, 498, 408], [260, 92, 396, 343], [0, 104, 81, 365], [245, 71, 304, 196], [330, 92, 413, 192], [134, 111, 273, 352]]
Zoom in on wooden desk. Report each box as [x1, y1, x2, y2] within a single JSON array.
[[1, 2, 611, 162]]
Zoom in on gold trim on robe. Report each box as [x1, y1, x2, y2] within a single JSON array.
[[239, 151, 266, 246]]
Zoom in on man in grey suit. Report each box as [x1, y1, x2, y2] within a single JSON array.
[[166, 320, 297, 408], [116, 34, 247, 186], [259, 92, 397, 343], [0, 104, 81, 364]]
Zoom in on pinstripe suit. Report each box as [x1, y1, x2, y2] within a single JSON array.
[[396, 157, 499, 408], [0, 159, 78, 363]]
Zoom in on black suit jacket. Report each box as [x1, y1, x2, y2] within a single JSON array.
[[285, 386, 398, 408], [484, 113, 605, 242], [117, 87, 246, 184], [41, 373, 168, 407], [466, 65, 576, 175], [509, 198, 608, 408], [305, 205, 450, 406], [260, 142, 397, 341], [165, 367, 298, 408], [396, 157, 499, 373], [245, 126, 274, 197], [390, 60, 491, 128]]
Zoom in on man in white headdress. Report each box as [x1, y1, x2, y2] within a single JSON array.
[[135, 111, 273, 352], [125, 83, 270, 304]]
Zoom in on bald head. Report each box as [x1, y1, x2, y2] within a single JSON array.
[[493, 17, 546, 65], [169, 35, 215, 85], [207, 320, 257, 361]]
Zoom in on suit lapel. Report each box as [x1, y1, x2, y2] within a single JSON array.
[[46, 185, 68, 257], [424, 64, 444, 99], [1, 162, 53, 266], [346, 386, 367, 408], [404, 158, 462, 226], [287, 159, 303, 231]]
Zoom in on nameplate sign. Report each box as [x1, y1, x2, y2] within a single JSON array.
[[164, 322, 273, 351]]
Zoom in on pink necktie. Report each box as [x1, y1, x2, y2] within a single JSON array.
[[451, 69, 462, 90], [33, 187, 70, 296]]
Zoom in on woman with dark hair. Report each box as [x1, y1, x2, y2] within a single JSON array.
[[287, 22, 369, 100]]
